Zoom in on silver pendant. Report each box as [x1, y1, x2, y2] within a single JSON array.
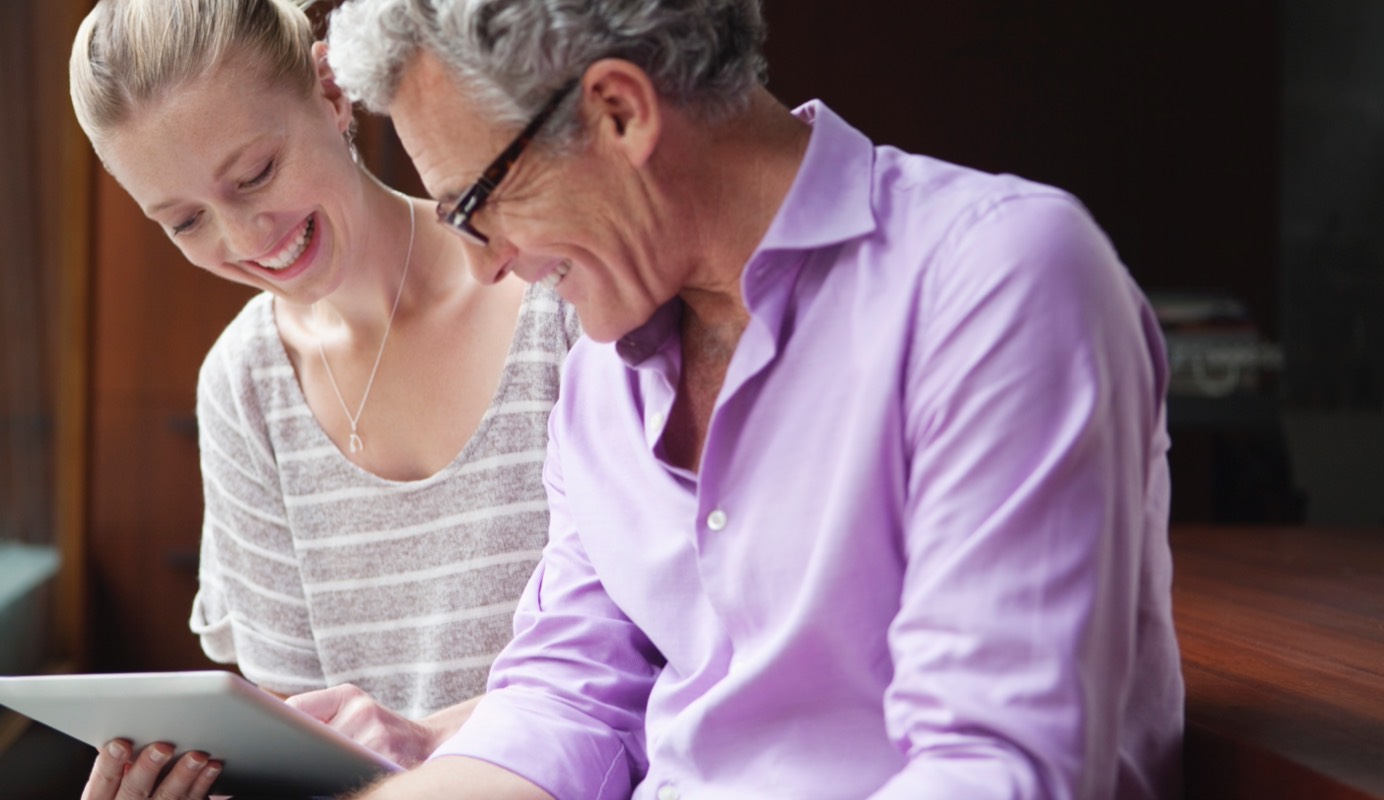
[[349, 432, 364, 453]]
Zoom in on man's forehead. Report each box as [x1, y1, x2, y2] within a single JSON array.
[[390, 52, 500, 198]]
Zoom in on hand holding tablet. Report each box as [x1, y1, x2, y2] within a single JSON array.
[[88, 737, 224, 800], [0, 671, 401, 796]]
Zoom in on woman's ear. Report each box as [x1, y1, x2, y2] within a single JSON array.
[[579, 59, 661, 169], [311, 41, 353, 133]]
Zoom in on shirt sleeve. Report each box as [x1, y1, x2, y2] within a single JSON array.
[[872, 193, 1170, 799], [430, 420, 661, 800], [189, 334, 325, 695]]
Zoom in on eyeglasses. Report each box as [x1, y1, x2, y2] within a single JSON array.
[[436, 82, 577, 246]]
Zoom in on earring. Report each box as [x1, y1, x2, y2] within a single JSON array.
[[344, 130, 360, 164]]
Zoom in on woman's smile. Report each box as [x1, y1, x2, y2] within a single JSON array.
[[243, 212, 322, 281]]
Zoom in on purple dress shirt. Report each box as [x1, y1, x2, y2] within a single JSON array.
[[434, 101, 1184, 800]]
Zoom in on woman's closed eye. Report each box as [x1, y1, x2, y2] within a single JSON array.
[[172, 211, 202, 236], [239, 158, 276, 190], [167, 156, 278, 236]]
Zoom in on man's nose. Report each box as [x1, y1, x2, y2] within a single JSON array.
[[465, 235, 518, 285]]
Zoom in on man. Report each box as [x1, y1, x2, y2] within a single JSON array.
[[327, 1, 1183, 797]]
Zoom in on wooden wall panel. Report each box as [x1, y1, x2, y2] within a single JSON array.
[[87, 171, 254, 672], [0, 1, 52, 551], [0, 0, 94, 670], [45, 0, 98, 671]]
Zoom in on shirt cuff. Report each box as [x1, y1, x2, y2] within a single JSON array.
[[431, 689, 635, 800]]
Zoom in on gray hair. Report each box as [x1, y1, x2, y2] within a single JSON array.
[[70, 0, 319, 144], [327, 0, 766, 141]]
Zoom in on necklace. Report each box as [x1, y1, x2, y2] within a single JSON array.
[[317, 194, 416, 454]]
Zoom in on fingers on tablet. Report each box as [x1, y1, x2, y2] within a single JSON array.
[[123, 742, 175, 796], [83, 741, 220, 800], [143, 748, 216, 800], [189, 758, 224, 799], [81, 739, 132, 800], [152, 750, 218, 800]]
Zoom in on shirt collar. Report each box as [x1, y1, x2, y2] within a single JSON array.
[[616, 298, 682, 365], [752, 100, 877, 256]]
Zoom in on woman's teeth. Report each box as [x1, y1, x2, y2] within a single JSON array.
[[257, 217, 314, 271], [541, 260, 571, 289]]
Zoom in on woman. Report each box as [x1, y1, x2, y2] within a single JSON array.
[[68, 0, 577, 796]]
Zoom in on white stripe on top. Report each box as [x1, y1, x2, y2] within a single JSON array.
[[189, 283, 582, 716]]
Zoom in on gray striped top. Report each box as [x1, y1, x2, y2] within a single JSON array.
[[189, 284, 578, 718]]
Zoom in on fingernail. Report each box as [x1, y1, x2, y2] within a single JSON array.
[[149, 748, 168, 764], [205, 763, 222, 779], [186, 753, 207, 769], [106, 741, 126, 759]]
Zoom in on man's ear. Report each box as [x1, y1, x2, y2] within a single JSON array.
[[311, 41, 353, 134], [579, 59, 661, 168]]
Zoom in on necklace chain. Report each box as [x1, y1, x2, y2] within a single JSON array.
[[317, 193, 416, 454]]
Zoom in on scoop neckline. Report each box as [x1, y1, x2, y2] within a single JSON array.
[[263, 287, 534, 488]]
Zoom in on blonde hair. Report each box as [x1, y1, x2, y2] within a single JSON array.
[[70, 0, 318, 144]]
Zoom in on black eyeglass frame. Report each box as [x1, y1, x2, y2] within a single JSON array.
[[435, 81, 578, 245]]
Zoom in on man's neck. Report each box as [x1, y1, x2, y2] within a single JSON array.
[[670, 87, 811, 325], [653, 88, 811, 472]]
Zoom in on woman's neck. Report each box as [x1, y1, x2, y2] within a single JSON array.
[[308, 176, 422, 337]]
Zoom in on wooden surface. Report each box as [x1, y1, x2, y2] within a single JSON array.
[[1172, 525, 1384, 799]]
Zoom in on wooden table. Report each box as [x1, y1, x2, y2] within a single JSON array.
[[1172, 525, 1384, 799]]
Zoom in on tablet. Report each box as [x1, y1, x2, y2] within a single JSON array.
[[0, 670, 401, 795]]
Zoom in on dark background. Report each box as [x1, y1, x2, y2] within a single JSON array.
[[756, 1, 1382, 529]]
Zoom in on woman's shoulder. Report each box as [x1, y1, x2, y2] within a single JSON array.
[[517, 281, 583, 354], [198, 292, 286, 391]]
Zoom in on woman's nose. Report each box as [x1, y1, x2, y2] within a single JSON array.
[[220, 209, 276, 263]]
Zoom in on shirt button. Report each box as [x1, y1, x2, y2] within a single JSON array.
[[707, 509, 727, 531], [649, 411, 665, 430], [657, 785, 680, 800]]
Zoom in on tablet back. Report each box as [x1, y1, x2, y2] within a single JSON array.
[[0, 670, 400, 795]]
